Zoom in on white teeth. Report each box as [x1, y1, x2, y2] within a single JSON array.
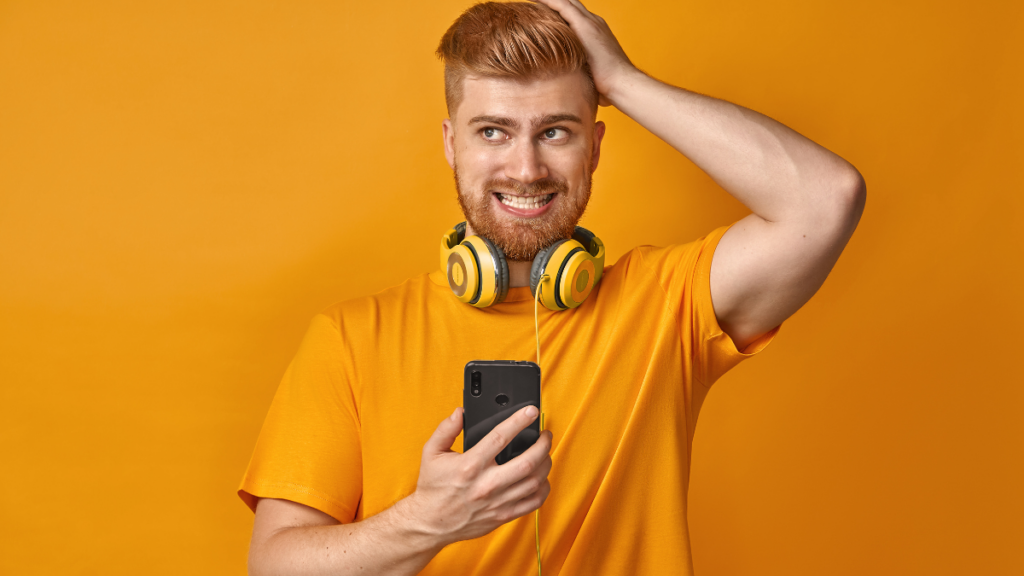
[[498, 193, 553, 209]]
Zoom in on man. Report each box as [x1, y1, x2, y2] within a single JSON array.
[[239, 1, 865, 574]]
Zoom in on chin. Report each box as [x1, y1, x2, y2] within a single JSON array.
[[453, 165, 592, 261]]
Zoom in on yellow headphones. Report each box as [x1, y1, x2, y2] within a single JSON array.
[[440, 222, 605, 311]]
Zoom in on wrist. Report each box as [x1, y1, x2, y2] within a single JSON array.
[[393, 492, 452, 553], [601, 65, 647, 109]]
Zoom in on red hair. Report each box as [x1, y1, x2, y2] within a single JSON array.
[[436, 2, 598, 117]]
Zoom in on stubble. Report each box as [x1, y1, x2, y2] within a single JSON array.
[[454, 163, 592, 261]]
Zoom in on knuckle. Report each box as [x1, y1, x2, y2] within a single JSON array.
[[488, 430, 508, 450], [457, 462, 477, 482], [479, 478, 500, 500], [484, 479, 501, 499], [525, 477, 541, 494], [468, 485, 489, 503], [541, 455, 553, 473], [518, 458, 535, 477]]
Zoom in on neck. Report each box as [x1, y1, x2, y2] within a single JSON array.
[[464, 222, 533, 288], [507, 260, 532, 288]]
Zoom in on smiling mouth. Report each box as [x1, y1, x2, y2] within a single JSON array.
[[495, 193, 555, 209]]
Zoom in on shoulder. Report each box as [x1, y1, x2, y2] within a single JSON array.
[[317, 272, 446, 333], [636, 227, 729, 272], [601, 226, 731, 290]]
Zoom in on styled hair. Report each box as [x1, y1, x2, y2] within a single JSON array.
[[436, 2, 598, 118]]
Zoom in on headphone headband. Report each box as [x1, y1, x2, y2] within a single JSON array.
[[440, 221, 467, 252], [570, 226, 605, 267]]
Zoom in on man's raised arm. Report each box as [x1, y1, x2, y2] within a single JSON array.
[[537, 0, 866, 349]]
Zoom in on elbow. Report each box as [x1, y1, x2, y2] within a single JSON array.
[[844, 165, 867, 228], [248, 545, 267, 576], [247, 532, 278, 576], [825, 163, 866, 235]]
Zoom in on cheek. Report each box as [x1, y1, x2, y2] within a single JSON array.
[[457, 149, 503, 183], [544, 148, 591, 182]]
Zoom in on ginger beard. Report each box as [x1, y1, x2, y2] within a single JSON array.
[[453, 161, 592, 261]]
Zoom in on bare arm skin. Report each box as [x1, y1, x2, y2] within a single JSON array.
[[535, 0, 867, 350], [249, 498, 440, 576], [248, 406, 552, 576]]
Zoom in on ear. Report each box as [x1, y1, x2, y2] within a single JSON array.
[[590, 120, 606, 173], [442, 118, 456, 169]]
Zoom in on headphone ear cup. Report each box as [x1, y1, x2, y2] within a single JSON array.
[[530, 240, 566, 297], [445, 244, 480, 304], [477, 236, 510, 305]]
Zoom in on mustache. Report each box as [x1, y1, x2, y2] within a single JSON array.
[[484, 177, 568, 197]]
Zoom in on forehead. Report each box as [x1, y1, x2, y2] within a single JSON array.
[[454, 72, 593, 124]]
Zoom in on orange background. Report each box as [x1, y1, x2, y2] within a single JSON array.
[[1, 0, 1021, 574]]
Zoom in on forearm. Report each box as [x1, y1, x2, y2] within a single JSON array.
[[248, 407, 553, 576], [606, 68, 862, 224], [249, 497, 446, 576]]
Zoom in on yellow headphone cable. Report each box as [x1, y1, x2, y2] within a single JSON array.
[[533, 274, 549, 576]]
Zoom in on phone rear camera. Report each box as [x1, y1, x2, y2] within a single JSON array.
[[495, 394, 509, 406], [471, 371, 482, 397]]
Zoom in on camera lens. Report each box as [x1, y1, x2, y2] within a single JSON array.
[[471, 371, 482, 397]]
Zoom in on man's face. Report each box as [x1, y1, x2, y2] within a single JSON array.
[[442, 72, 605, 261]]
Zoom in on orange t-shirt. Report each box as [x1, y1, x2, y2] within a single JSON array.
[[239, 225, 778, 575]]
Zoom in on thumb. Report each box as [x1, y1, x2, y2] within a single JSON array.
[[423, 407, 463, 455]]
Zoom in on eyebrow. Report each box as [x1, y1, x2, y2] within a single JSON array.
[[467, 113, 583, 129]]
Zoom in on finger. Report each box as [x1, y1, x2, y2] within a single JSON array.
[[507, 478, 551, 520], [488, 429, 552, 488], [422, 407, 463, 455], [530, 0, 587, 25], [467, 405, 539, 464], [533, 0, 607, 40], [565, 0, 594, 17], [500, 453, 552, 504]]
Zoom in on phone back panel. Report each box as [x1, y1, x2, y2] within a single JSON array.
[[463, 360, 541, 465]]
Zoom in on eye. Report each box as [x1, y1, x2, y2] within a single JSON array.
[[543, 127, 569, 140], [481, 127, 505, 141]]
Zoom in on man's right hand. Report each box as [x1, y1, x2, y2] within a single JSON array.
[[404, 405, 553, 545], [248, 407, 551, 576]]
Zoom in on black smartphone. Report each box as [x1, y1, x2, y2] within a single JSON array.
[[463, 360, 541, 465]]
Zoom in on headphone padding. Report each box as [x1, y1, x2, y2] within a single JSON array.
[[530, 239, 567, 296], [478, 235, 510, 305], [553, 246, 583, 309], [462, 241, 484, 305], [572, 226, 597, 253]]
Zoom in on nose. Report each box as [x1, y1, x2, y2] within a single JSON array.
[[504, 139, 548, 185]]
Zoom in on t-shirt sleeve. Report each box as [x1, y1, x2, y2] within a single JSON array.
[[637, 224, 780, 388], [237, 313, 362, 523]]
